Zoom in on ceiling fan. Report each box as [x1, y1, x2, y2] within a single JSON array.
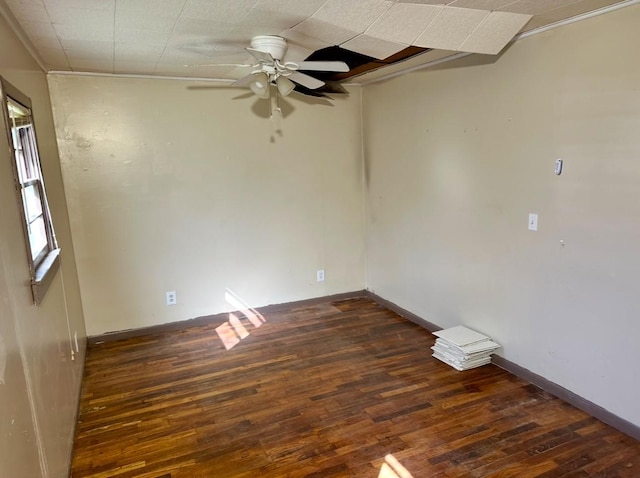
[[207, 36, 350, 100]]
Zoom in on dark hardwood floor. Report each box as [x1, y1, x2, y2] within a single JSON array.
[[71, 298, 640, 477]]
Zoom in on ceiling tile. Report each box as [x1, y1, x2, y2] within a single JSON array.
[[448, 0, 516, 9], [282, 43, 314, 62], [45, 6, 113, 26], [18, 19, 58, 39], [49, 8, 114, 42], [54, 21, 114, 42], [238, 8, 305, 32], [115, 0, 186, 17], [501, 0, 582, 15], [114, 43, 165, 62], [291, 17, 357, 44], [172, 18, 236, 39], [365, 3, 443, 45], [459, 11, 530, 54], [395, 0, 454, 4], [28, 34, 61, 50], [158, 46, 223, 62], [414, 6, 489, 50], [252, 0, 326, 17], [115, 29, 172, 46], [114, 11, 177, 32], [312, 0, 394, 35], [342, 34, 407, 59], [279, 29, 332, 60], [68, 58, 114, 72], [114, 61, 157, 74], [280, 29, 333, 51], [5, 0, 50, 22], [34, 45, 68, 65], [181, 0, 259, 23], [44, 0, 115, 11], [60, 39, 113, 59]]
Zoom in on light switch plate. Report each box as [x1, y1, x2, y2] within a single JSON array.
[[528, 213, 538, 231]]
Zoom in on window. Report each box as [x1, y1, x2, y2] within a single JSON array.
[[1, 76, 60, 304]]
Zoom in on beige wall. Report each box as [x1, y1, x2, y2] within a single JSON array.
[[0, 11, 86, 478], [48, 75, 365, 336], [363, 5, 640, 427]]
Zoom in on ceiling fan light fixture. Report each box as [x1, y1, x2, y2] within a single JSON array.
[[250, 72, 270, 99], [276, 76, 295, 97]]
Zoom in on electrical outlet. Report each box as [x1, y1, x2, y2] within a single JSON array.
[[317, 270, 325, 282], [166, 291, 177, 305]]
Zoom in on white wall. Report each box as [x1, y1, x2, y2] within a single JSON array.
[[48, 75, 365, 336], [363, 5, 640, 427], [0, 11, 86, 478]]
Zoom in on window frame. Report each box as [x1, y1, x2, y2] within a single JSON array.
[[0, 75, 60, 304]]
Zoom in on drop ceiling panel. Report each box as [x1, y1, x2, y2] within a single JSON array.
[[61, 39, 113, 60], [114, 43, 165, 62], [236, 8, 304, 32], [18, 19, 59, 40], [114, 61, 157, 75], [29, 34, 59, 50], [291, 17, 359, 44], [45, 5, 113, 25], [181, 0, 259, 23], [114, 13, 176, 33], [312, 0, 393, 34], [115, 0, 185, 18], [46, 0, 115, 10], [501, 0, 583, 15], [253, 0, 327, 17], [449, 0, 516, 9], [342, 34, 407, 60], [115, 28, 173, 46], [54, 21, 114, 43], [365, 3, 443, 45], [460, 11, 531, 54], [414, 7, 489, 50], [396, 0, 455, 4], [34, 46, 68, 65], [67, 59, 113, 72], [5, 0, 50, 22], [279, 29, 332, 61]]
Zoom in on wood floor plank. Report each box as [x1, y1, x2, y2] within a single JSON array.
[[71, 298, 640, 477]]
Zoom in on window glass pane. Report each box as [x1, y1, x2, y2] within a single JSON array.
[[28, 216, 48, 261], [22, 183, 43, 222]]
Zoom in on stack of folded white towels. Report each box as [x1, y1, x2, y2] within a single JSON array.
[[431, 325, 501, 371]]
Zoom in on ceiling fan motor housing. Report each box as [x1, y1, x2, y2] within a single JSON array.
[[250, 35, 288, 60]]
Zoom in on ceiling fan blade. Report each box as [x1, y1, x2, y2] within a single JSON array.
[[288, 72, 325, 90], [294, 61, 350, 72], [232, 74, 256, 87], [246, 47, 274, 63]]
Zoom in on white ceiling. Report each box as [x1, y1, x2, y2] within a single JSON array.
[[0, 0, 627, 83]]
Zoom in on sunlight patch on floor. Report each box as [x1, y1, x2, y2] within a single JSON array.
[[215, 289, 267, 350], [378, 454, 414, 478]]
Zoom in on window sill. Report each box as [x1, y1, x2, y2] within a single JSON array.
[[31, 248, 61, 305]]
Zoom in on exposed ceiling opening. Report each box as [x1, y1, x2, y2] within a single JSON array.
[[304, 45, 429, 82]]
